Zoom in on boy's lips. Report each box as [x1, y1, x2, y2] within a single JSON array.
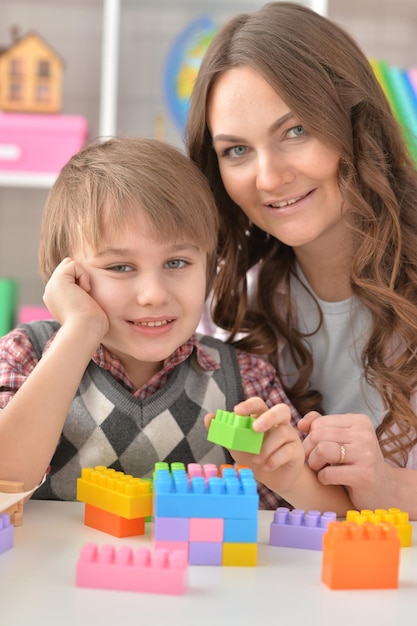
[[132, 319, 174, 327]]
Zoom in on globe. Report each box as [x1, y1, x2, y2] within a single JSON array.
[[164, 15, 217, 133]]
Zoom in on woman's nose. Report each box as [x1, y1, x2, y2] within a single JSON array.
[[255, 151, 294, 192]]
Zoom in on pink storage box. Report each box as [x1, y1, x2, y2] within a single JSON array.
[[0, 112, 88, 173], [18, 306, 54, 324]]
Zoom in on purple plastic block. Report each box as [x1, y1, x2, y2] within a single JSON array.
[[0, 514, 14, 554], [189, 541, 223, 565], [270, 507, 337, 550], [154, 517, 190, 541]]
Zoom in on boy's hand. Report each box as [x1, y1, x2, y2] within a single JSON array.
[[205, 397, 305, 493], [43, 257, 109, 337]]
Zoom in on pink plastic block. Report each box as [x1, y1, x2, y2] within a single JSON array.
[[0, 514, 14, 554], [270, 507, 337, 550], [189, 518, 224, 542], [154, 517, 189, 541], [154, 540, 189, 559], [187, 463, 218, 480], [76, 543, 187, 595], [189, 542, 222, 565], [18, 306, 54, 324], [0, 112, 88, 173]]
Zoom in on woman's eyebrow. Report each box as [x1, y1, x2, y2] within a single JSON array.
[[212, 112, 295, 145]]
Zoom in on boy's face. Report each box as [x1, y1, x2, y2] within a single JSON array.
[[72, 217, 208, 386]]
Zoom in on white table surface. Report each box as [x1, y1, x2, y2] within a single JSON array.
[[1, 500, 417, 626]]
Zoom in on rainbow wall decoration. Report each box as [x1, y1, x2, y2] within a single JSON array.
[[371, 60, 417, 164]]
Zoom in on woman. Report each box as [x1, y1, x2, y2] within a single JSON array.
[[186, 2, 417, 517]]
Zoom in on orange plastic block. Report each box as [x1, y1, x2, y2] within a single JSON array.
[[345, 508, 412, 547], [0, 479, 24, 527], [322, 521, 400, 589], [84, 503, 145, 538], [77, 467, 152, 520]]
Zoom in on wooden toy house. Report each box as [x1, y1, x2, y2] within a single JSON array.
[[0, 31, 63, 113]]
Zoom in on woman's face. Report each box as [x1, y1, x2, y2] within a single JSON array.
[[207, 66, 347, 259]]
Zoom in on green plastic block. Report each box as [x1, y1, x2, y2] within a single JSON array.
[[207, 410, 264, 454]]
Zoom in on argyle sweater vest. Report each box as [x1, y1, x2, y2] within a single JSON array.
[[22, 321, 242, 501]]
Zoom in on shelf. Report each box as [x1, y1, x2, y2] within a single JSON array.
[[0, 171, 57, 188]]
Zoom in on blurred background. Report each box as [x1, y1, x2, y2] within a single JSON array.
[[0, 0, 416, 321]]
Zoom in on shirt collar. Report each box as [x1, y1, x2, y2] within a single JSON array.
[[92, 333, 220, 375]]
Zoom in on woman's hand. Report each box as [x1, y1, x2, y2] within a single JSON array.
[[43, 257, 109, 338], [298, 411, 394, 510], [205, 397, 305, 493]]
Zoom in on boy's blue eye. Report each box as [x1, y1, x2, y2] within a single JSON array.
[[109, 264, 132, 272], [165, 259, 187, 269]]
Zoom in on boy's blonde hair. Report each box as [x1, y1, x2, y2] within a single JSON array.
[[39, 137, 219, 294]]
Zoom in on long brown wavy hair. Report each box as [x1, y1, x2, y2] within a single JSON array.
[[186, 2, 417, 466]]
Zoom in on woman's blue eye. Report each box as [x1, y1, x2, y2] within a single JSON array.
[[230, 145, 247, 157], [288, 125, 306, 137]]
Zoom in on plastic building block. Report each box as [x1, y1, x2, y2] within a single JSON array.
[[322, 521, 400, 589], [345, 508, 412, 547], [0, 514, 14, 554], [0, 479, 24, 526], [207, 409, 264, 454], [154, 517, 190, 541], [84, 504, 145, 538], [223, 518, 258, 543], [270, 507, 337, 550], [154, 464, 259, 519], [189, 542, 222, 565], [153, 462, 258, 566], [76, 543, 187, 595], [154, 540, 189, 559], [222, 542, 257, 566], [189, 518, 224, 542], [76, 466, 153, 519]]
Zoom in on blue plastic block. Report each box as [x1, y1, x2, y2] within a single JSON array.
[[154, 465, 259, 520], [270, 507, 337, 550], [223, 517, 258, 543], [0, 514, 13, 554]]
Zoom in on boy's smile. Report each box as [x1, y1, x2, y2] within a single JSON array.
[[72, 217, 208, 388]]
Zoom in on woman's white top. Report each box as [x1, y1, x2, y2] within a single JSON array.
[[281, 268, 384, 428]]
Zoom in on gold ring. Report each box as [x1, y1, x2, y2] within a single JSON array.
[[339, 444, 346, 465]]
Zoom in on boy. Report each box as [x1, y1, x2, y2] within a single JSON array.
[[0, 138, 349, 513]]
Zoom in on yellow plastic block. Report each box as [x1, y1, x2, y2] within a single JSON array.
[[77, 466, 152, 519], [345, 508, 412, 547], [222, 542, 257, 566]]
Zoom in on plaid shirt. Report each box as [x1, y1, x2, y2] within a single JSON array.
[[0, 327, 301, 509]]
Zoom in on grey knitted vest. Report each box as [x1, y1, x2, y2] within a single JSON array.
[[22, 321, 242, 500]]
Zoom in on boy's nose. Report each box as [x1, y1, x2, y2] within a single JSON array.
[[135, 275, 169, 306]]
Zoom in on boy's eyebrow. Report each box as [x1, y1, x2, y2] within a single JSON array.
[[94, 243, 202, 257], [212, 111, 295, 144]]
